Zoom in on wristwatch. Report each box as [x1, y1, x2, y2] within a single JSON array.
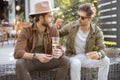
[[33, 53, 36, 60]]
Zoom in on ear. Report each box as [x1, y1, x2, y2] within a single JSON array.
[[39, 16, 43, 20], [89, 17, 93, 22]]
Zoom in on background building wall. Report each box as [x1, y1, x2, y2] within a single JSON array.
[[98, 0, 120, 47], [8, 0, 54, 24], [8, 0, 15, 24]]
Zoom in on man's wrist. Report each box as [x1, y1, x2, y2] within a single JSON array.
[[100, 52, 105, 59], [98, 52, 105, 60], [33, 53, 36, 60], [98, 52, 102, 60]]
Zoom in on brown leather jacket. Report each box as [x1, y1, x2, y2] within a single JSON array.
[[14, 23, 59, 59]]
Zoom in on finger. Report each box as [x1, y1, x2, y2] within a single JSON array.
[[46, 54, 52, 57], [45, 56, 53, 60], [47, 56, 53, 60]]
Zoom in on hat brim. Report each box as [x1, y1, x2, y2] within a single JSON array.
[[29, 9, 57, 16]]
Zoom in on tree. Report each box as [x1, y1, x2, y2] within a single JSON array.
[[54, 0, 98, 24]]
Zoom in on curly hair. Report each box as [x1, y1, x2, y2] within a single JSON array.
[[78, 3, 96, 17]]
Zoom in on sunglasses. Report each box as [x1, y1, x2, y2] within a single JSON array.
[[77, 14, 89, 20]]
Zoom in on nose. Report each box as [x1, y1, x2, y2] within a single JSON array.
[[78, 17, 82, 22]]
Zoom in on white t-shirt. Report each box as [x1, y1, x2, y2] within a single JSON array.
[[74, 28, 90, 54]]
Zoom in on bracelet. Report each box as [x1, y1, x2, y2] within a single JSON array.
[[33, 53, 36, 60]]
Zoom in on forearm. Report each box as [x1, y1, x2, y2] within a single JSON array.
[[22, 52, 34, 60], [99, 50, 105, 58], [22, 53, 46, 61]]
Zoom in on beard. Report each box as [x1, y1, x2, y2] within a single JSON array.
[[79, 21, 90, 27], [42, 22, 49, 27], [42, 19, 52, 28]]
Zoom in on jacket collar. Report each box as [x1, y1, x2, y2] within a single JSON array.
[[72, 22, 96, 41], [90, 23, 96, 34], [72, 21, 96, 34]]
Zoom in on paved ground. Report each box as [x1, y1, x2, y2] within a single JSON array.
[[0, 39, 16, 64]]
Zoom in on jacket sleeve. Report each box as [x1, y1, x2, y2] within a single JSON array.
[[95, 26, 106, 58], [14, 27, 29, 59], [59, 20, 78, 37]]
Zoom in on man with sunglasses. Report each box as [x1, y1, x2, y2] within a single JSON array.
[[56, 3, 110, 80]]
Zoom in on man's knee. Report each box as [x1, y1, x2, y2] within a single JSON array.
[[16, 59, 26, 69], [60, 56, 70, 67], [70, 58, 81, 69], [101, 56, 110, 66]]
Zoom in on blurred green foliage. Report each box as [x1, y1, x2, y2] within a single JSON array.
[[54, 0, 98, 24]]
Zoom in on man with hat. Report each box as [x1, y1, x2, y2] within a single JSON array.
[[14, 1, 70, 80]]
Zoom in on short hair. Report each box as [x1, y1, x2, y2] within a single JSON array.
[[78, 3, 96, 17]]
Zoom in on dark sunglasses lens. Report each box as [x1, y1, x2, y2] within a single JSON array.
[[77, 15, 85, 20], [81, 16, 85, 20]]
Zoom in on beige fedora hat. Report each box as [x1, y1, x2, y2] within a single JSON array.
[[29, 0, 56, 16]]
